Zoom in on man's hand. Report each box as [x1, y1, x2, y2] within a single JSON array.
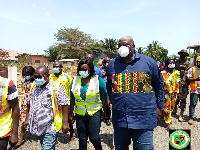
[[62, 122, 69, 134], [69, 113, 75, 124], [157, 108, 164, 119], [107, 99, 111, 107], [9, 134, 18, 148]]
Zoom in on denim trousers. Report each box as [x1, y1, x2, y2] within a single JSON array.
[[189, 93, 200, 120], [114, 126, 154, 150], [0, 136, 9, 150], [76, 110, 102, 150], [40, 130, 57, 150], [68, 105, 74, 136]]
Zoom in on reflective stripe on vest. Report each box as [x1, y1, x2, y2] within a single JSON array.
[[76, 101, 102, 111], [29, 80, 63, 132], [0, 76, 12, 137], [72, 75, 102, 116], [190, 66, 197, 91], [50, 80, 63, 132]]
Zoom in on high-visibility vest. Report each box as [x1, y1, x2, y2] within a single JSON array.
[[29, 80, 63, 132], [190, 66, 197, 91], [50, 73, 71, 105], [71, 75, 102, 116], [0, 76, 13, 137]]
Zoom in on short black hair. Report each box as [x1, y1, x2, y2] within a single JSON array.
[[22, 66, 35, 77], [22, 66, 35, 82], [77, 58, 95, 77], [165, 59, 174, 69]]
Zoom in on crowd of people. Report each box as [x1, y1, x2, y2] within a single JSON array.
[[0, 35, 199, 150]]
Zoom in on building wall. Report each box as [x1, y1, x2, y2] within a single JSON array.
[[18, 55, 32, 63], [18, 55, 48, 64], [31, 56, 49, 63]]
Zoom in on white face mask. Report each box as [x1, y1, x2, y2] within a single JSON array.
[[118, 46, 129, 57], [168, 63, 175, 69]]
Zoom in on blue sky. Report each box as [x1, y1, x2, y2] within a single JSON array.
[[0, 0, 200, 56]]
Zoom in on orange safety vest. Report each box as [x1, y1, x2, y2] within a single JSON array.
[[0, 76, 13, 137], [190, 66, 197, 91]]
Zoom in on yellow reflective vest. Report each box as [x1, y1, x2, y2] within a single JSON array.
[[71, 75, 102, 116], [190, 66, 197, 91], [29, 80, 63, 132], [0, 76, 13, 137], [50, 72, 72, 105]]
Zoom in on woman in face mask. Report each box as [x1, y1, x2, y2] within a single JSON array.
[[161, 59, 180, 130], [14, 66, 35, 149], [69, 58, 107, 150]]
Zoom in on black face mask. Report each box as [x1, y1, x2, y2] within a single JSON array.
[[180, 55, 186, 60]]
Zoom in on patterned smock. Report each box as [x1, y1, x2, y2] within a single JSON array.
[[20, 80, 33, 122], [161, 69, 180, 125]]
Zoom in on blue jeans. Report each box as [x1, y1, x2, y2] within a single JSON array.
[[68, 105, 74, 137], [40, 130, 57, 150], [114, 126, 154, 150], [189, 93, 200, 120], [76, 110, 102, 150]]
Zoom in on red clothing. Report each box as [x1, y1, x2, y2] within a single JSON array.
[[159, 64, 165, 71]]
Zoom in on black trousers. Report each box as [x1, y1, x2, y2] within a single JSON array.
[[106, 105, 111, 121], [0, 136, 9, 150]]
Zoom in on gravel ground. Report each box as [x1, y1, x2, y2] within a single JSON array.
[[15, 94, 200, 150]]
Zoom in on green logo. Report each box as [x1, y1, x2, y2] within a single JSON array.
[[169, 130, 190, 149]]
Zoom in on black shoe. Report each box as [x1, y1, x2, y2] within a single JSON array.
[[106, 120, 111, 126], [13, 140, 25, 149]]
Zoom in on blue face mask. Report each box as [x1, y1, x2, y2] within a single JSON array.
[[35, 77, 46, 86], [79, 71, 89, 78], [25, 75, 31, 80], [52, 68, 60, 73]]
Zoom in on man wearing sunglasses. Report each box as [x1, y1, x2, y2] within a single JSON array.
[[85, 54, 102, 78], [24, 66, 69, 150]]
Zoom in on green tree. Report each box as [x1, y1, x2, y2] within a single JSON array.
[[54, 27, 96, 59], [44, 45, 62, 62], [145, 41, 168, 61], [159, 48, 168, 61], [136, 47, 145, 55], [17, 53, 29, 71], [100, 38, 118, 58]]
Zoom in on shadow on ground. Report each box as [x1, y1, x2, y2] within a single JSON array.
[[100, 133, 114, 149]]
